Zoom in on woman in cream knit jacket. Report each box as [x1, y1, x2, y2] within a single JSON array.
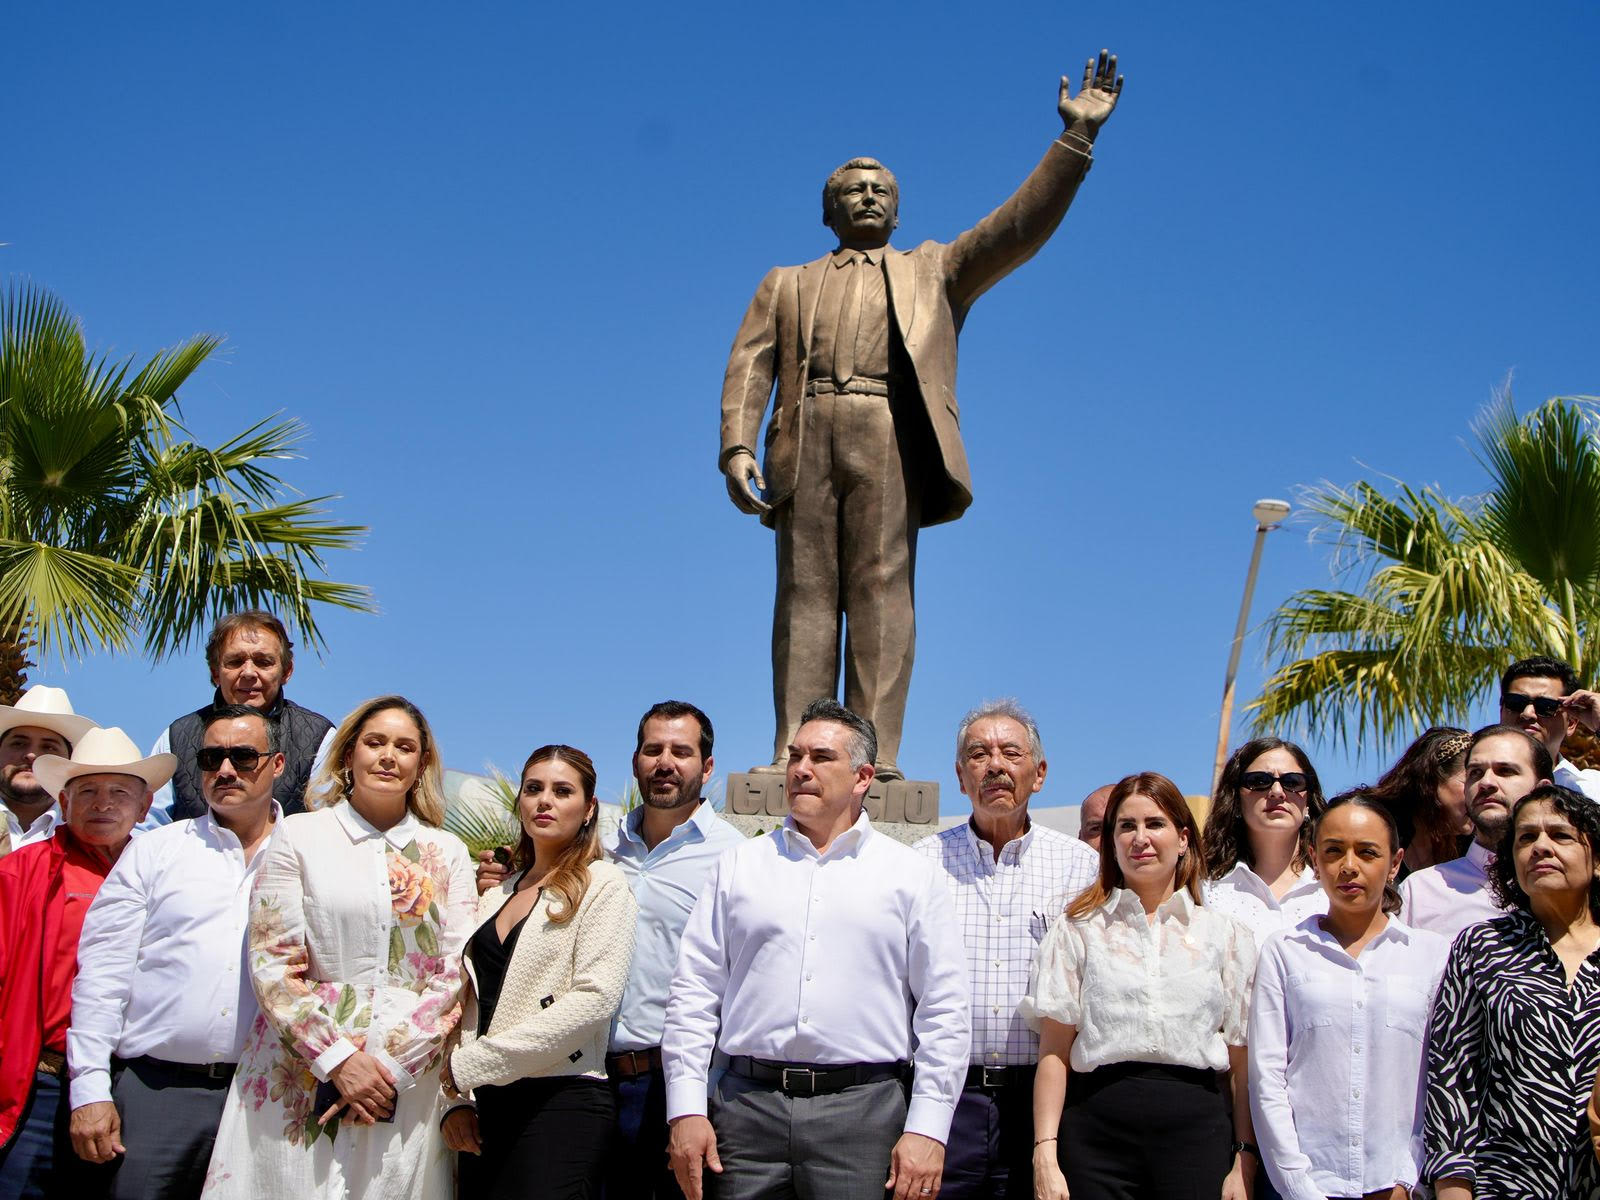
[[441, 744, 637, 1199]]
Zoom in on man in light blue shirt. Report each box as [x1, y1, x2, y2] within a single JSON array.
[[604, 701, 745, 1200]]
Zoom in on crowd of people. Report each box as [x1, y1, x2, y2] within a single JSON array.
[[2, 609, 1600, 1200]]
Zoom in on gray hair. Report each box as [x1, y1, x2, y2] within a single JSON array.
[[955, 698, 1044, 762], [799, 697, 878, 772]]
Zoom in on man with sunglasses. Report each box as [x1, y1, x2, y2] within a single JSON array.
[[1399, 724, 1552, 941], [1497, 656, 1600, 803], [67, 705, 284, 1199]]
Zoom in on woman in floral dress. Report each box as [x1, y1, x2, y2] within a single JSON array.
[[202, 695, 476, 1199]]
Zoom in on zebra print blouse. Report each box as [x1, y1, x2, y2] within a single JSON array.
[[1424, 911, 1600, 1199]]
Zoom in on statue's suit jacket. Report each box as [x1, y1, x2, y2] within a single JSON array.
[[719, 137, 1093, 529]]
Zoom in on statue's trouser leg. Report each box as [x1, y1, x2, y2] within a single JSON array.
[[772, 392, 845, 764], [836, 390, 920, 772]]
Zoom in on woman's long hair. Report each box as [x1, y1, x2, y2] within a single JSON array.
[[1365, 727, 1470, 865], [307, 695, 446, 827], [512, 744, 602, 926], [1202, 737, 1326, 881], [1068, 772, 1204, 918], [1312, 791, 1404, 916]]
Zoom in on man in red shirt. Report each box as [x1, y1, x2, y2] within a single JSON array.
[[0, 727, 174, 1197]]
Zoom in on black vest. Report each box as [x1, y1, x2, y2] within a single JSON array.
[[167, 691, 335, 820]]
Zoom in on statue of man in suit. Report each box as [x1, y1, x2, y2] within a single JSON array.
[[720, 51, 1124, 780]]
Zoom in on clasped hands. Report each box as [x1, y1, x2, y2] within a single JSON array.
[[319, 1050, 397, 1125]]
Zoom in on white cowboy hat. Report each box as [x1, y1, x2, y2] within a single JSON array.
[[33, 726, 177, 798], [0, 685, 98, 746]]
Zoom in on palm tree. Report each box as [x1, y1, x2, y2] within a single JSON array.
[[1248, 389, 1600, 764], [0, 280, 373, 702]]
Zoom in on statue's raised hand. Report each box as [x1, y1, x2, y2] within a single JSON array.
[[1059, 49, 1123, 139]]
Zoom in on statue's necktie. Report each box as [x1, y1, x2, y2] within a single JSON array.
[[834, 252, 867, 386]]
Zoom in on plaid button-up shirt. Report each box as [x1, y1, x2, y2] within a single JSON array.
[[916, 818, 1098, 1065]]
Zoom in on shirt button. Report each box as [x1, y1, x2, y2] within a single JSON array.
[[801, 1016, 809, 1024], [1355, 999, 1363, 1009], [1354, 1046, 1362, 1054], [809, 934, 816, 941], [805, 974, 812, 981], [992, 1007, 1001, 1014]]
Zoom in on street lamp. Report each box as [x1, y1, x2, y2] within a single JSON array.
[[1211, 498, 1292, 796]]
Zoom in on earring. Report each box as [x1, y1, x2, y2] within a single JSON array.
[[339, 767, 354, 796]]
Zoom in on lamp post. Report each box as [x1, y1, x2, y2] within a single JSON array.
[[1211, 498, 1292, 796]]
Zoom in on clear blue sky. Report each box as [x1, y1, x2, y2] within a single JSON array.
[[9, 2, 1598, 808]]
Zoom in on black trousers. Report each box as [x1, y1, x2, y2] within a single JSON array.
[[463, 1076, 613, 1200], [1060, 1063, 1232, 1200], [104, 1057, 233, 1200]]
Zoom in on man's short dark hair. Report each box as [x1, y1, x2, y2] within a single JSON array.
[[205, 611, 295, 675], [798, 698, 877, 772], [635, 700, 714, 761], [201, 703, 280, 753], [1467, 723, 1554, 781], [1501, 655, 1581, 696]]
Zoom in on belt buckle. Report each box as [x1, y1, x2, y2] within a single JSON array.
[[205, 1062, 231, 1080], [981, 1066, 1006, 1089], [780, 1067, 816, 1095]]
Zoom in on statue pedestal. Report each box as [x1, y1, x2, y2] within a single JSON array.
[[723, 772, 940, 846]]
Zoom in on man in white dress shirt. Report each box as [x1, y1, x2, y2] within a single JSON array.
[[1495, 655, 1600, 802], [0, 686, 97, 858], [604, 700, 746, 1200], [68, 704, 285, 1198], [1399, 724, 1551, 941], [914, 700, 1096, 1199], [664, 698, 970, 1200]]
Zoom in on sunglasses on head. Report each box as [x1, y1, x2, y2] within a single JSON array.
[[1239, 770, 1309, 793], [196, 746, 266, 772], [1500, 692, 1564, 718]]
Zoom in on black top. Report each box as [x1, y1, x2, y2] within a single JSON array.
[[1424, 910, 1600, 1199], [471, 893, 536, 1037]]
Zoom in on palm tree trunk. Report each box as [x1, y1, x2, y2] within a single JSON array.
[[0, 626, 33, 707]]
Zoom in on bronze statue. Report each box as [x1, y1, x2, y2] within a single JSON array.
[[720, 51, 1124, 780]]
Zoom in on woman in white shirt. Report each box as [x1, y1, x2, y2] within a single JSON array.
[[1027, 771, 1257, 1200], [1203, 738, 1330, 947], [202, 696, 477, 1200], [1248, 791, 1450, 1200], [440, 744, 636, 1199]]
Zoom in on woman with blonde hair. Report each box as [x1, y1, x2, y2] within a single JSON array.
[[440, 744, 636, 1199], [1027, 772, 1257, 1200], [202, 696, 476, 1199]]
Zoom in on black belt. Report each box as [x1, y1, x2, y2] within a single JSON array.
[[119, 1055, 236, 1083], [965, 1064, 1035, 1090], [727, 1056, 907, 1096]]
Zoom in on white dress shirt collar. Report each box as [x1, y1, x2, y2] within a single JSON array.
[[778, 808, 872, 860], [333, 801, 421, 850], [1465, 838, 1493, 869], [1215, 860, 1322, 902], [1284, 911, 1415, 956], [195, 801, 286, 856], [3, 802, 61, 847], [1108, 884, 1196, 925]]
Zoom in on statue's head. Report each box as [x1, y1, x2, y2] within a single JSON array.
[[822, 157, 899, 247]]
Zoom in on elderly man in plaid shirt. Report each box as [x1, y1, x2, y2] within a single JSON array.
[[914, 700, 1098, 1199]]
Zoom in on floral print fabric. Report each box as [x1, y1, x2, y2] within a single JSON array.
[[202, 805, 475, 1199]]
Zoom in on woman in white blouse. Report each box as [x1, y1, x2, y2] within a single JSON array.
[[440, 744, 636, 1199], [1247, 791, 1449, 1200], [1203, 738, 1330, 947], [202, 696, 477, 1200], [1027, 771, 1257, 1200]]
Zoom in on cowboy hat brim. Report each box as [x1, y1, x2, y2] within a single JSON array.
[[33, 751, 176, 799]]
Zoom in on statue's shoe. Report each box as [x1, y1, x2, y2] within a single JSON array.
[[872, 763, 904, 783]]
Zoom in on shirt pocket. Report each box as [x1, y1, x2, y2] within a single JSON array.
[[1283, 971, 1338, 1032], [1383, 976, 1432, 1041]]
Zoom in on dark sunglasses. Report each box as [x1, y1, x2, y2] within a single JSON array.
[[196, 746, 266, 772], [1239, 770, 1309, 793], [1500, 692, 1564, 718]]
